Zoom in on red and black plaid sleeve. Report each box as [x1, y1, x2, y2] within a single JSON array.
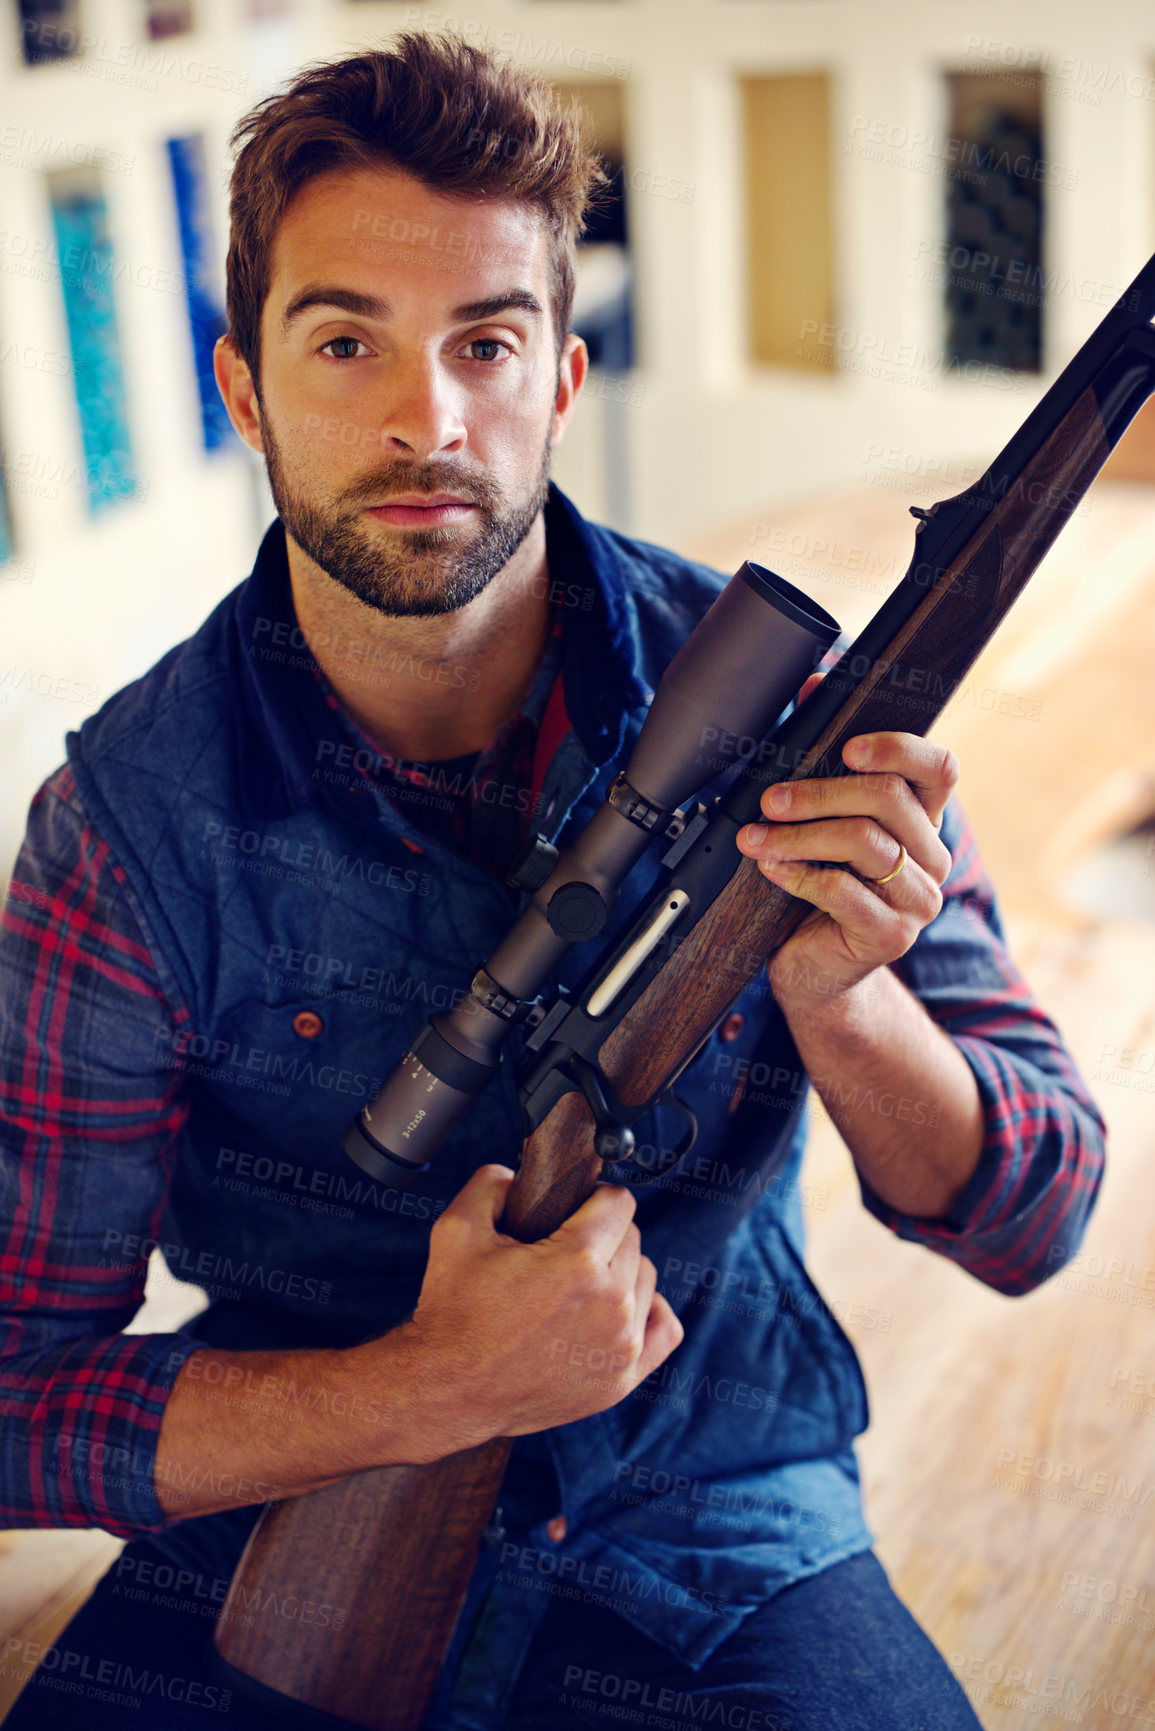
[[858, 799, 1106, 1295], [0, 764, 201, 1535]]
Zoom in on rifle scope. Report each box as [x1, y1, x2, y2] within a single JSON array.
[[342, 561, 838, 1184]]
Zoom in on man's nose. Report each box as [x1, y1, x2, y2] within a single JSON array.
[[376, 354, 467, 460]]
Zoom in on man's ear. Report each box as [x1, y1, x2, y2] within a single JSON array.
[[550, 332, 589, 449], [213, 335, 266, 455]]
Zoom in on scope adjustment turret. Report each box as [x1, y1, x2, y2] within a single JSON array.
[[506, 833, 560, 893], [546, 881, 608, 942]]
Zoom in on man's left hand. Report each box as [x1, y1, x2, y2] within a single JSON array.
[[736, 729, 959, 1011]]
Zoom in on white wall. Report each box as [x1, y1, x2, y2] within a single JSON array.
[[0, 0, 291, 871], [1, 0, 1153, 875]]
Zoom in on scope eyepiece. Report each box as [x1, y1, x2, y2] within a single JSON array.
[[342, 1110, 431, 1184], [342, 1018, 497, 1189]]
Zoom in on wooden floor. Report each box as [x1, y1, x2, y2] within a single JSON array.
[[802, 918, 1155, 1729], [2, 479, 1155, 1726]]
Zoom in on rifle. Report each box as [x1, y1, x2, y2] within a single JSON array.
[[214, 250, 1155, 1728]]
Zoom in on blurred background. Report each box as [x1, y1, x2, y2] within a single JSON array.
[[3, 1, 1155, 1726], [3, 0, 1154, 879]]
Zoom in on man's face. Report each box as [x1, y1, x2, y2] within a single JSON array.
[[237, 164, 580, 618]]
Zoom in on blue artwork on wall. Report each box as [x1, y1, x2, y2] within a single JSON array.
[[166, 134, 233, 453], [48, 169, 137, 514]]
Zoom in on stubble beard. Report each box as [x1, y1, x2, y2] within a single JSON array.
[[261, 414, 553, 619]]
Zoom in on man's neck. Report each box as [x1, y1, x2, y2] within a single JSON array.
[[286, 515, 553, 763]]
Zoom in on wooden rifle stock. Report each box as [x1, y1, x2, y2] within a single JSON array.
[[212, 1094, 603, 1730], [216, 292, 1155, 1725]]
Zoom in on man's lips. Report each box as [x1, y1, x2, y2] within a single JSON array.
[[363, 494, 479, 528]]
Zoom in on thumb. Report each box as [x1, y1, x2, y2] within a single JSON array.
[[441, 1162, 516, 1240]]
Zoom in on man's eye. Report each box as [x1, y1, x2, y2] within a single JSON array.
[[320, 336, 367, 360], [464, 338, 511, 363]]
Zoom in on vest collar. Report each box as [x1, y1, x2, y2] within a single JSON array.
[[227, 484, 650, 828]]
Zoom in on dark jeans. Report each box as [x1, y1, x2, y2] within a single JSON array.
[[3, 1509, 982, 1731]]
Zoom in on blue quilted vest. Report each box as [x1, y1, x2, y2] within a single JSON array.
[[66, 486, 870, 1666]]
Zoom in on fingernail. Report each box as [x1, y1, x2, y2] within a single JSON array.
[[765, 784, 790, 814], [743, 823, 768, 846], [848, 740, 870, 768]]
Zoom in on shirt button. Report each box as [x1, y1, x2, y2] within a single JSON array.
[[546, 1515, 567, 1543], [293, 1011, 324, 1039], [719, 1013, 745, 1043]]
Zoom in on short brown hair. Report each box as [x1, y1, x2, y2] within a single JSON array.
[[225, 31, 606, 385]]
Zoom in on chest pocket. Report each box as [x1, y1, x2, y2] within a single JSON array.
[[193, 976, 528, 1206], [200, 987, 411, 1158]]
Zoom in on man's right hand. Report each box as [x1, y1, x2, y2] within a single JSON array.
[[156, 1164, 683, 1519], [380, 1163, 685, 1460]]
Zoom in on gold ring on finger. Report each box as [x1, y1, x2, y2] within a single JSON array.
[[871, 843, 907, 886]]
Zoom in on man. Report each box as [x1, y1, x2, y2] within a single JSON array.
[[0, 31, 1103, 1730]]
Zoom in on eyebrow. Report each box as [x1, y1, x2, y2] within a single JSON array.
[[280, 285, 544, 337], [451, 291, 543, 322], [281, 286, 388, 336]]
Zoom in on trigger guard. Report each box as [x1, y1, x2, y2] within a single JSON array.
[[656, 1087, 698, 1161]]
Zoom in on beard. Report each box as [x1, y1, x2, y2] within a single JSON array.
[[261, 416, 552, 619]]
